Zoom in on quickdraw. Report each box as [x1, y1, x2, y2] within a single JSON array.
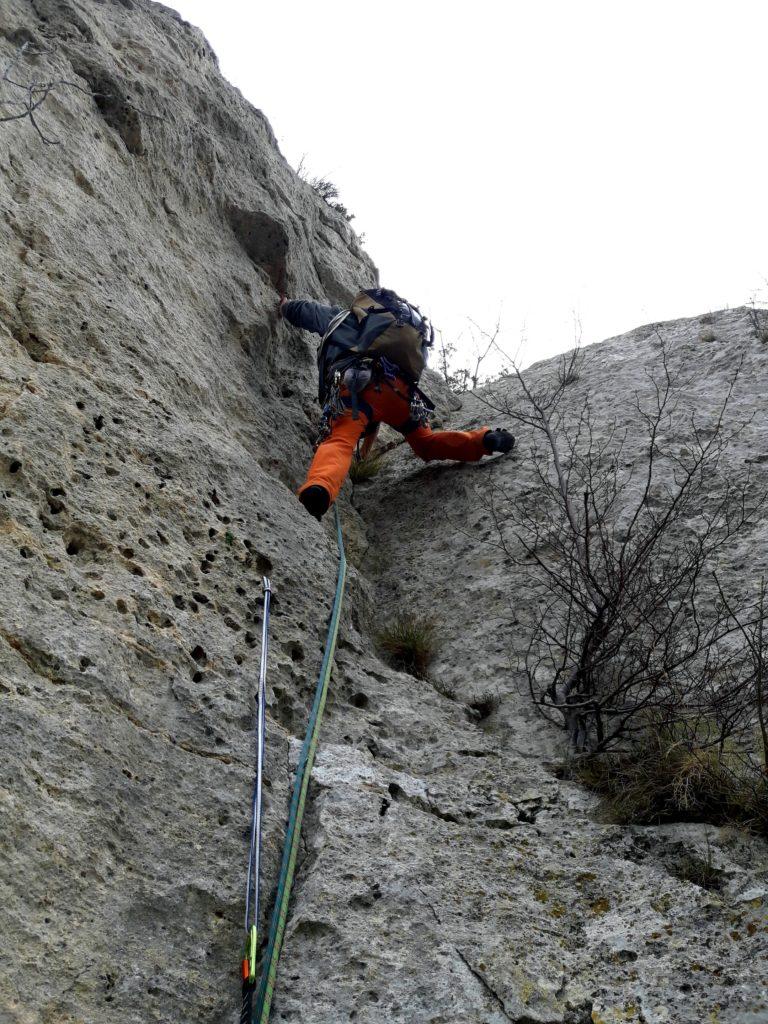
[[314, 370, 344, 448], [240, 577, 272, 1024], [408, 389, 433, 429], [314, 358, 434, 447]]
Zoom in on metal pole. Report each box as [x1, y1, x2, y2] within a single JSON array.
[[254, 574, 271, 926], [243, 576, 272, 992]]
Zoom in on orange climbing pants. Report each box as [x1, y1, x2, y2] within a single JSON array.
[[298, 374, 489, 505]]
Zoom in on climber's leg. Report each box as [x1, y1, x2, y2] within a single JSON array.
[[367, 373, 491, 463], [297, 409, 368, 512], [404, 422, 490, 462]]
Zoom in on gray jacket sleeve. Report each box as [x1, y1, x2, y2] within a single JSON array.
[[282, 299, 344, 336]]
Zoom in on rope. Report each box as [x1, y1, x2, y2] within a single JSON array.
[[251, 507, 347, 1023]]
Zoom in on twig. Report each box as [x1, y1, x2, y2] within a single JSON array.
[[0, 41, 99, 144], [486, 332, 765, 756]]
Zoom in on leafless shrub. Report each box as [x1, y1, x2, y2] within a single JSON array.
[[308, 176, 339, 203], [746, 302, 768, 344], [556, 350, 581, 387], [436, 331, 464, 393], [481, 338, 766, 762], [437, 318, 503, 394], [0, 41, 161, 148], [305, 175, 355, 221], [714, 576, 768, 772]]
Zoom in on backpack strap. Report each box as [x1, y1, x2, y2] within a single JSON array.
[[317, 309, 354, 404], [320, 308, 352, 347]]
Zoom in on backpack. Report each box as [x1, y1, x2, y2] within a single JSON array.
[[321, 288, 434, 385]]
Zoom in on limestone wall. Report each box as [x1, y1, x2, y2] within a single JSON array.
[[1, 4, 766, 1024]]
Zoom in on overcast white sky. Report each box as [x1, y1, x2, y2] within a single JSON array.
[[170, 0, 768, 370]]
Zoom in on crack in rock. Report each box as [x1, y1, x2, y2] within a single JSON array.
[[455, 948, 515, 1023]]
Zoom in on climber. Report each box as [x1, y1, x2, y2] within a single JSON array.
[[279, 288, 515, 520]]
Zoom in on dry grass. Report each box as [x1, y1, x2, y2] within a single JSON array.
[[569, 727, 768, 836], [432, 678, 458, 701], [470, 691, 501, 721], [671, 849, 723, 891], [377, 614, 439, 679]]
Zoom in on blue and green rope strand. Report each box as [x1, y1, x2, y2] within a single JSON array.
[[251, 508, 347, 1023]]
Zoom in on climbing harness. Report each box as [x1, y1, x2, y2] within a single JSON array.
[[313, 357, 435, 448], [240, 576, 272, 1024], [248, 508, 347, 1023], [342, 362, 373, 420]]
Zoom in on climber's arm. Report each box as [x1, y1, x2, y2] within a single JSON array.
[[280, 298, 344, 336]]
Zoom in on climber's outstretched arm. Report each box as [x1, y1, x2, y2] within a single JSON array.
[[280, 298, 343, 336]]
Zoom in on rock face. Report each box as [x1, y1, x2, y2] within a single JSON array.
[[352, 310, 768, 1024], [0, 5, 766, 1024]]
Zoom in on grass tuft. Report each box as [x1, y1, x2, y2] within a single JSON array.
[[470, 691, 501, 721], [557, 366, 581, 387], [377, 614, 439, 679], [348, 450, 384, 484], [671, 850, 723, 891], [432, 678, 458, 701]]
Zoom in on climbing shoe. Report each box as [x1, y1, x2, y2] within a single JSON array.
[[299, 484, 331, 521], [482, 428, 515, 455]]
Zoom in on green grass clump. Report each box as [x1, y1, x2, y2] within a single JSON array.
[[348, 450, 384, 483], [377, 614, 439, 679]]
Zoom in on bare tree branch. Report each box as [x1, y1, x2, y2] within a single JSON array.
[[486, 334, 767, 762], [0, 41, 96, 144], [0, 41, 163, 146]]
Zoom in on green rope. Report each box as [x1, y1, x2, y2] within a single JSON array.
[[252, 507, 347, 1023]]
